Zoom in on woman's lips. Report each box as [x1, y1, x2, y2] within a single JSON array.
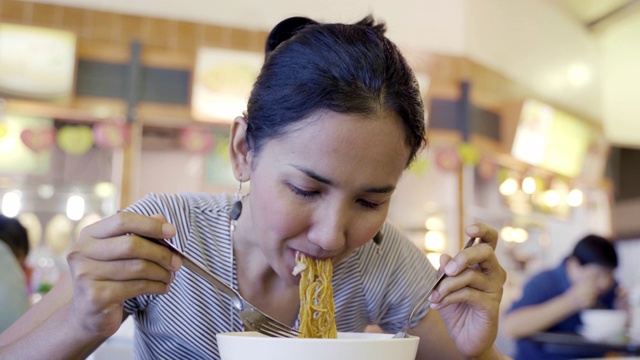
[[292, 249, 335, 260]]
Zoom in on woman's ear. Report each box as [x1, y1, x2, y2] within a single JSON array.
[[229, 116, 251, 181]]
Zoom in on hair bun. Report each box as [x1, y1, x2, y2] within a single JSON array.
[[265, 16, 318, 55]]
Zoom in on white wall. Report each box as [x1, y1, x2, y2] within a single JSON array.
[[599, 10, 640, 148], [465, 0, 601, 121], [615, 238, 640, 289], [388, 146, 460, 256]]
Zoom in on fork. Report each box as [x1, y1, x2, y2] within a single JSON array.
[[393, 237, 478, 338], [144, 236, 300, 338]]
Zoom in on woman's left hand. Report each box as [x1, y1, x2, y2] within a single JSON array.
[[428, 223, 506, 357]]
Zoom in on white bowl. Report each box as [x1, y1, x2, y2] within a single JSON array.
[[216, 332, 419, 360], [579, 309, 627, 341]]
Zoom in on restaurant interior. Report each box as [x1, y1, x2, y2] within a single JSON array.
[[1, 0, 640, 358]]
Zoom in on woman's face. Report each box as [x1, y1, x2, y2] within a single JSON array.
[[242, 111, 411, 284]]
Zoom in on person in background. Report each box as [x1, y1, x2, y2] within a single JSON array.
[[0, 15, 508, 360], [502, 234, 620, 360], [0, 215, 31, 332]]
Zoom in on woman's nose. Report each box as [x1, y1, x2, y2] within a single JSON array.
[[308, 208, 347, 251]]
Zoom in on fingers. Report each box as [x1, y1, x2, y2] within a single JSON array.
[[69, 234, 181, 273], [82, 211, 176, 240], [75, 279, 173, 308], [443, 242, 501, 276], [428, 267, 502, 308], [464, 223, 498, 250], [68, 212, 183, 302], [429, 224, 506, 309], [443, 223, 501, 276], [73, 256, 176, 285]]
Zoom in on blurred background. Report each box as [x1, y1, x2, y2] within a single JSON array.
[[1, 0, 640, 357]]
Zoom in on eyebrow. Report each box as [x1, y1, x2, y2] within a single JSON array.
[[294, 166, 396, 194]]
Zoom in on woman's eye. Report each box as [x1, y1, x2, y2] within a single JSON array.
[[357, 199, 381, 210], [289, 185, 319, 198]]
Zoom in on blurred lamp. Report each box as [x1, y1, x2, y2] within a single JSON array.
[[424, 216, 445, 231], [1, 191, 21, 217], [522, 176, 537, 195], [37, 184, 55, 199], [94, 182, 116, 198], [426, 252, 441, 269], [543, 190, 561, 207], [66, 195, 85, 221], [567, 188, 584, 207], [424, 231, 446, 252], [499, 178, 518, 196]]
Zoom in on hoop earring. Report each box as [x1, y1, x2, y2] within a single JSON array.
[[229, 175, 244, 233]]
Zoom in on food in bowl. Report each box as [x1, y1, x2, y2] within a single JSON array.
[[217, 332, 420, 360]]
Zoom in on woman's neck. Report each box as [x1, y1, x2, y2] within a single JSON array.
[[232, 208, 300, 325], [232, 197, 286, 295]]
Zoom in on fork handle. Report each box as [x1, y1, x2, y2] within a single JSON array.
[[141, 236, 245, 311], [408, 237, 478, 321]]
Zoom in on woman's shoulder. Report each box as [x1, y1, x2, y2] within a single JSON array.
[[359, 222, 425, 260], [128, 192, 232, 217], [350, 221, 433, 279]]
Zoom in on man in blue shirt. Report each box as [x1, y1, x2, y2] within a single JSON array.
[[502, 234, 619, 360]]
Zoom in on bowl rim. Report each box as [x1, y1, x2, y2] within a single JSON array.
[[216, 331, 419, 342]]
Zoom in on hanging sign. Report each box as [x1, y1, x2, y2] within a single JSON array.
[[57, 125, 94, 155], [0, 23, 76, 100], [93, 122, 130, 149], [20, 127, 55, 153], [179, 128, 215, 154]]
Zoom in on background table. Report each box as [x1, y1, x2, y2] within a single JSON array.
[[529, 332, 640, 357]]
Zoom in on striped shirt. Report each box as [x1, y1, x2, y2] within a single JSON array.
[[123, 192, 437, 360]]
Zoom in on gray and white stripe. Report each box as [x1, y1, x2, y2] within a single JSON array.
[[123, 192, 436, 359]]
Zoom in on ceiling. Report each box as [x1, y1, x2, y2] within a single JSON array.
[[26, 0, 638, 35], [556, 0, 632, 24], [24, 0, 640, 147]]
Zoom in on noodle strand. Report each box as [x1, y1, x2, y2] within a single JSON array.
[[296, 252, 337, 338]]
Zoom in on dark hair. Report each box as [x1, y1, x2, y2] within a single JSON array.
[[571, 234, 618, 269], [0, 214, 29, 261], [245, 15, 426, 166]]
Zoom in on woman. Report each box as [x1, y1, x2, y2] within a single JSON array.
[[0, 16, 506, 359]]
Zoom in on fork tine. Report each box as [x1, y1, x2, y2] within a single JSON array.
[[141, 236, 301, 337], [260, 321, 300, 337], [242, 318, 299, 338], [261, 318, 299, 333], [255, 325, 297, 338], [241, 308, 300, 338]]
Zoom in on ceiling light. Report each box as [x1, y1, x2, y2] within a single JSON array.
[[499, 178, 519, 196], [424, 231, 446, 252], [567, 63, 590, 87], [567, 188, 584, 207], [543, 190, 561, 207], [522, 176, 537, 195], [1, 191, 21, 217], [66, 195, 85, 221]]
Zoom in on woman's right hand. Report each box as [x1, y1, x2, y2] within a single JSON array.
[[66, 211, 181, 338]]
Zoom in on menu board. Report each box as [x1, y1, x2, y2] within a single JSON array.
[[191, 47, 262, 123], [0, 23, 76, 100], [511, 99, 593, 178]]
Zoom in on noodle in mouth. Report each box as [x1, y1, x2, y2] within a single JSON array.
[[294, 252, 337, 338]]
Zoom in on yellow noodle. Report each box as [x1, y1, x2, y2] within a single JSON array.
[[296, 252, 337, 338]]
